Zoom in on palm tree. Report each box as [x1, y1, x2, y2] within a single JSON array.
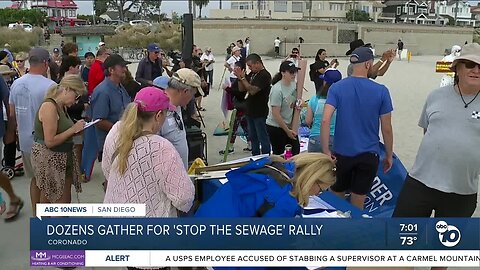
[[194, 0, 210, 18]]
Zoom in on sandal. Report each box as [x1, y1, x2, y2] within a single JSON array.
[[4, 197, 23, 222], [199, 107, 206, 111]]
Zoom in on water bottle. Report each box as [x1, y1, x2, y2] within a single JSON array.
[[284, 144, 293, 160]]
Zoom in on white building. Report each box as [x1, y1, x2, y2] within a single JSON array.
[[11, 0, 78, 20], [436, 0, 475, 26], [209, 0, 385, 21]]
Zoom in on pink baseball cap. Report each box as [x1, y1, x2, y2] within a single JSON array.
[[134, 87, 176, 112]]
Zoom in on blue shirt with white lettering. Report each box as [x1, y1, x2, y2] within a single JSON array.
[[326, 76, 393, 157], [90, 77, 131, 152]]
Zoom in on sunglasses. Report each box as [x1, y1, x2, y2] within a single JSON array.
[[173, 111, 184, 131], [16, 60, 25, 63], [172, 73, 187, 84], [461, 60, 480, 69]]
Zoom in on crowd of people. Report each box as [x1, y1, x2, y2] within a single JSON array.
[[0, 35, 478, 246], [219, 37, 478, 224], [0, 39, 211, 227]]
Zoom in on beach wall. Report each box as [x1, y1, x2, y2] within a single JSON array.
[[193, 19, 473, 57]]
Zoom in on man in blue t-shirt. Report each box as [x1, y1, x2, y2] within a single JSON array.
[[321, 47, 394, 210]]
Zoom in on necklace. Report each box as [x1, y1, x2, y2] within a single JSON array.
[[457, 85, 480, 108]]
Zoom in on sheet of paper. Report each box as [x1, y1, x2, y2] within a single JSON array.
[[217, 154, 269, 165], [219, 179, 229, 184], [304, 196, 335, 210], [302, 211, 345, 218], [83, 119, 101, 130]]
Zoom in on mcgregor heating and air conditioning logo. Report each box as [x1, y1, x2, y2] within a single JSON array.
[[31, 251, 51, 261], [436, 221, 461, 248]]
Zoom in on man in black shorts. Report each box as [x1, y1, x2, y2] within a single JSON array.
[[321, 47, 394, 209]]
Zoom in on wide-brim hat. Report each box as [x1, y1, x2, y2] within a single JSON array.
[[451, 43, 480, 71], [346, 39, 371, 56], [0, 65, 17, 75]]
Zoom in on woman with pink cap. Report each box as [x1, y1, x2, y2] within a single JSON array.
[[102, 87, 195, 217]]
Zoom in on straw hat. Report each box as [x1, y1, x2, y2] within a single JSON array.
[[0, 65, 17, 75]]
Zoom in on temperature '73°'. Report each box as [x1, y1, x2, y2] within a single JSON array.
[[400, 236, 418, 246]]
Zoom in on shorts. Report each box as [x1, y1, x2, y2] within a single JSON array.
[[330, 152, 379, 195], [73, 134, 83, 145], [393, 175, 477, 217], [21, 151, 34, 178]]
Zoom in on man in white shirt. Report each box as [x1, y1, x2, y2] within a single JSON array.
[[200, 47, 215, 88], [224, 46, 242, 83], [9, 48, 56, 215], [274, 37, 281, 58]]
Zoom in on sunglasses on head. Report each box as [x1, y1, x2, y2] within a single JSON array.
[[461, 60, 480, 69]]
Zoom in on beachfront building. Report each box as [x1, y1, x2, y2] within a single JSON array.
[[209, 0, 386, 21], [382, 0, 449, 25], [10, 0, 86, 28], [471, 4, 480, 26], [435, 0, 476, 26], [11, 0, 78, 19], [382, 0, 474, 26]]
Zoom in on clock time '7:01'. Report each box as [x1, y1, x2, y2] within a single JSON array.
[[400, 223, 418, 232]]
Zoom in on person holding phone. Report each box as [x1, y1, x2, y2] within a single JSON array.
[[309, 49, 339, 93], [31, 75, 87, 204], [285, 47, 302, 67]]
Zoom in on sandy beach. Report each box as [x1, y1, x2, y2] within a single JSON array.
[[1, 54, 479, 270]]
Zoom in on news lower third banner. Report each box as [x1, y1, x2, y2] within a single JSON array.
[[30, 217, 480, 268]]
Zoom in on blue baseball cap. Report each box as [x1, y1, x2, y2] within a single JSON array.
[[153, 76, 170, 90], [147, 43, 160, 52], [350, 47, 374, 64], [320, 68, 342, 85]]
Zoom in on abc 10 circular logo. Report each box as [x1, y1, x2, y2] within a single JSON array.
[[435, 221, 461, 248]]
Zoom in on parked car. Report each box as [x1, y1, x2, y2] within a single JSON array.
[[8, 23, 33, 32], [129, 20, 152, 27], [106, 20, 126, 26]]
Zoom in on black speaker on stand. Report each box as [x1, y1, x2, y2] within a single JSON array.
[[182, 13, 194, 68]]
